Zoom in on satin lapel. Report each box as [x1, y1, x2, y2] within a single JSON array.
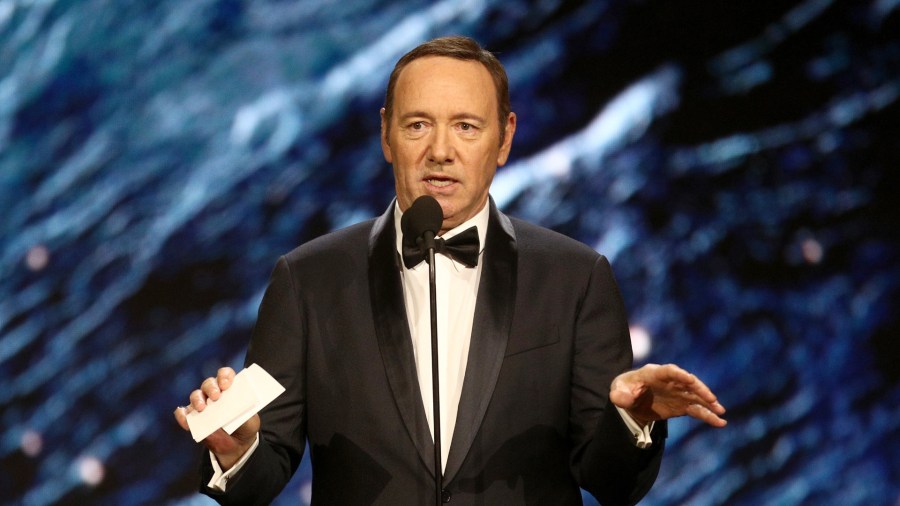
[[368, 202, 435, 475], [443, 201, 518, 483]]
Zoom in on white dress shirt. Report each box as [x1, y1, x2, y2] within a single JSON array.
[[394, 201, 489, 471]]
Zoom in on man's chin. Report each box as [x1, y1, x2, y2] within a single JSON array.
[[437, 209, 469, 234], [433, 199, 455, 218]]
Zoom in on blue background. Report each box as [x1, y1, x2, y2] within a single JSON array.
[[1, 1, 898, 505]]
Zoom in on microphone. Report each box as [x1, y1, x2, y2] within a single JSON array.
[[401, 195, 443, 255], [399, 195, 445, 506]]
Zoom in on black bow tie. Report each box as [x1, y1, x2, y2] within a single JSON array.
[[402, 226, 480, 269]]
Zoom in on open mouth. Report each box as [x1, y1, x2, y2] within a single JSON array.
[[425, 177, 456, 188]]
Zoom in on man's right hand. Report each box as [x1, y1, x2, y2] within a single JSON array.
[[173, 367, 261, 470]]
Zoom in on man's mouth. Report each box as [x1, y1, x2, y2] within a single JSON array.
[[427, 179, 453, 187], [425, 177, 456, 188]]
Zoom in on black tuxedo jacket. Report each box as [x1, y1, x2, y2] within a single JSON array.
[[201, 200, 665, 505]]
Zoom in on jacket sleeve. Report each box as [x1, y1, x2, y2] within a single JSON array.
[[568, 255, 666, 505], [200, 256, 308, 505]]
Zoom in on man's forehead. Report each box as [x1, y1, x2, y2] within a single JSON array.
[[397, 56, 492, 86], [392, 57, 496, 109]]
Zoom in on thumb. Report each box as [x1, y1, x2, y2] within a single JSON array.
[[609, 386, 638, 409], [231, 414, 261, 443]]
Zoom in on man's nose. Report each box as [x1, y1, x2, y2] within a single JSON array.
[[427, 127, 454, 165]]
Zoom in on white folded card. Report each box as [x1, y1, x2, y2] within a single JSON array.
[[186, 363, 286, 442]]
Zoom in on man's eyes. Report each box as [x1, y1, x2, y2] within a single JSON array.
[[404, 121, 479, 132]]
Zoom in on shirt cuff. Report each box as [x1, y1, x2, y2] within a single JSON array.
[[206, 433, 260, 492], [616, 406, 655, 449]]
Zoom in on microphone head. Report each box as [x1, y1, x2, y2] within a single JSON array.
[[401, 195, 443, 246]]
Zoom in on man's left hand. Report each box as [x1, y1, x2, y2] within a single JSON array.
[[610, 363, 727, 428]]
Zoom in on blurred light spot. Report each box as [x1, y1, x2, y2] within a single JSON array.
[[77, 456, 105, 486], [300, 480, 313, 505], [874, 0, 900, 16], [802, 238, 823, 264], [493, 65, 681, 206], [594, 227, 632, 261], [25, 245, 50, 271], [0, 1, 14, 27], [721, 61, 773, 93], [629, 325, 652, 361], [542, 147, 572, 177], [816, 132, 839, 152], [230, 89, 292, 146], [21, 430, 43, 457]]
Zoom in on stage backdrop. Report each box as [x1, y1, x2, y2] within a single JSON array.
[[1, 1, 898, 505]]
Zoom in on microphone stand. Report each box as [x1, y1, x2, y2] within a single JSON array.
[[422, 234, 443, 506]]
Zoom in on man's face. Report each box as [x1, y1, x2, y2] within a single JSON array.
[[381, 56, 516, 234]]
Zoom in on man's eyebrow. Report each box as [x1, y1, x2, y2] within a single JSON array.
[[450, 113, 487, 124], [397, 111, 487, 123], [398, 111, 434, 121]]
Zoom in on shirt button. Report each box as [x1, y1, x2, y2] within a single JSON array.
[[441, 489, 451, 503]]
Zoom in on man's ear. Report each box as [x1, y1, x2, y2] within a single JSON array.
[[497, 112, 517, 166], [380, 107, 393, 163]]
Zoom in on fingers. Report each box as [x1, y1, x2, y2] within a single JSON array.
[[189, 387, 208, 412], [217, 367, 236, 391], [686, 402, 728, 428], [625, 363, 727, 426], [173, 405, 191, 431], [679, 390, 726, 421], [202, 376, 223, 401], [653, 364, 726, 413], [189, 375, 224, 412], [177, 367, 239, 424], [174, 367, 240, 437], [653, 363, 695, 386], [198, 367, 236, 402], [667, 368, 727, 426], [677, 371, 726, 415], [632, 363, 695, 394]]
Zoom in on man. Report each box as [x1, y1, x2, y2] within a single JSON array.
[[174, 36, 726, 505]]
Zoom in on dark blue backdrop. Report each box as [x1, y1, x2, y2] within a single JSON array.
[[1, 1, 898, 505]]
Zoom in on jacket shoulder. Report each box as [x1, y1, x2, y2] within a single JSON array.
[[280, 218, 378, 269], [507, 216, 601, 262]]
